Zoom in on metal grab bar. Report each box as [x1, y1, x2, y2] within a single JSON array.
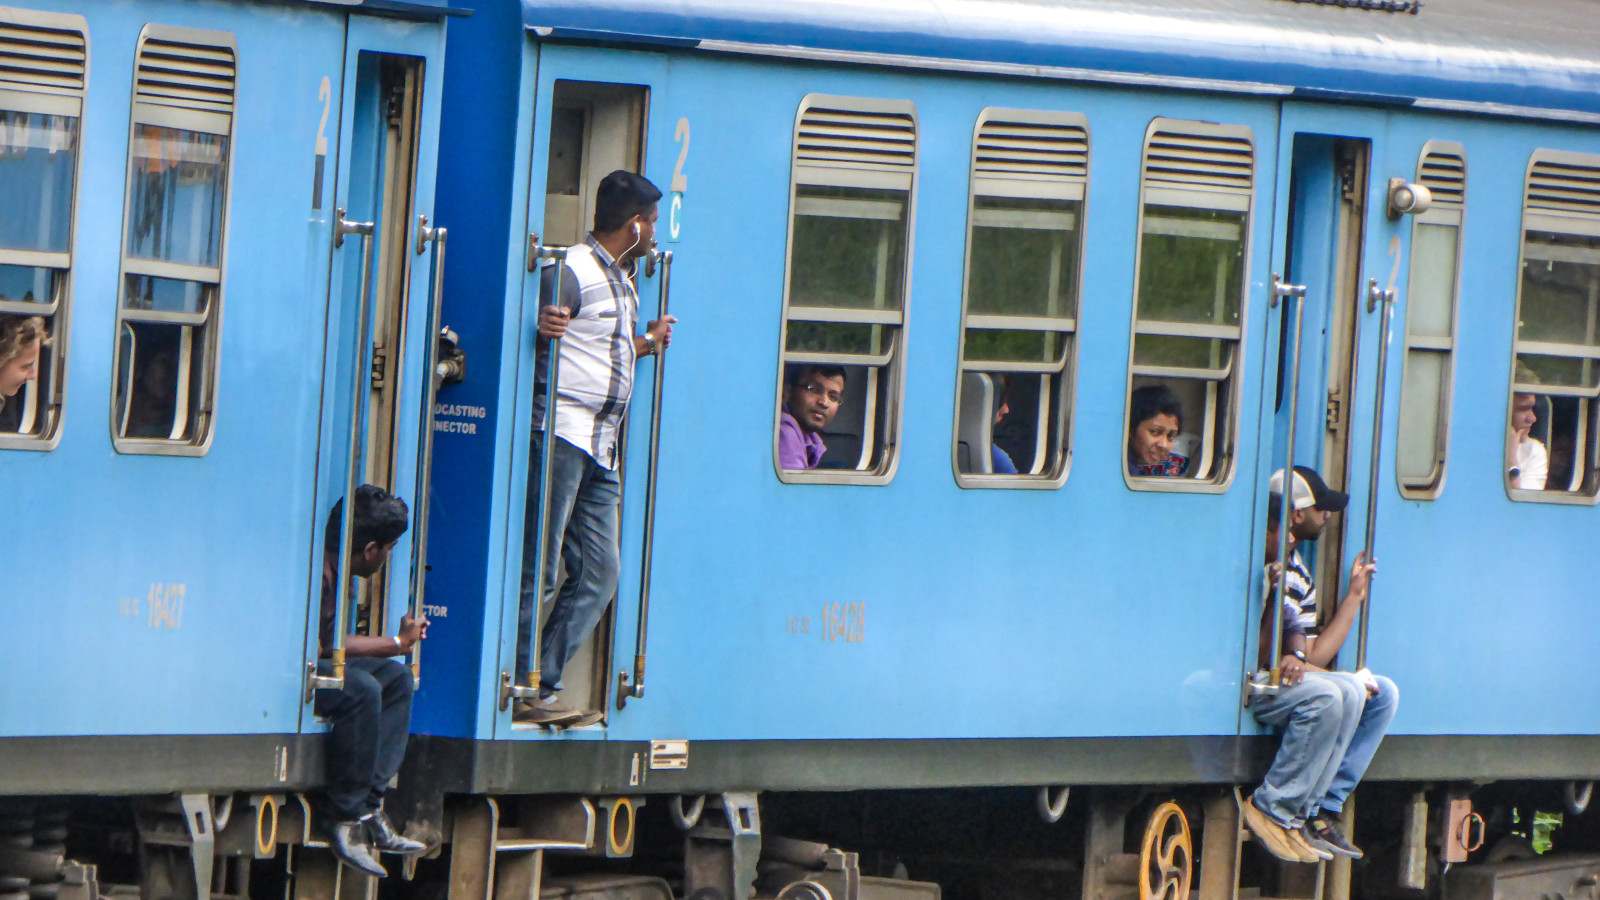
[[502, 242, 567, 710], [1356, 279, 1396, 670], [407, 215, 447, 686], [308, 210, 377, 699], [1264, 276, 1307, 693], [618, 248, 672, 710]]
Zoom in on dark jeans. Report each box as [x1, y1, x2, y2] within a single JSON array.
[[314, 657, 414, 821], [516, 435, 622, 695]]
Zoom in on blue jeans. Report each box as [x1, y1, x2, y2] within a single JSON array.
[[516, 435, 621, 696], [1321, 673, 1400, 815], [1249, 672, 1358, 828], [313, 657, 414, 821]]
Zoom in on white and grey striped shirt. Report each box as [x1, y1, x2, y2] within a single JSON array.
[[532, 235, 640, 469]]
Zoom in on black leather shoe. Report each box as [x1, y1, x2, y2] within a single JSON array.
[[365, 811, 426, 855], [330, 820, 387, 878]]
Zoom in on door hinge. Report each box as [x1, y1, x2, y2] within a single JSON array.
[[371, 346, 387, 390], [1326, 389, 1343, 432]]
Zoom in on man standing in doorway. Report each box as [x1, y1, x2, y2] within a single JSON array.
[[516, 170, 676, 726]]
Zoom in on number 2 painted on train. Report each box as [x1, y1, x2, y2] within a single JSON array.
[[668, 117, 689, 242], [671, 117, 690, 193], [311, 76, 332, 210]]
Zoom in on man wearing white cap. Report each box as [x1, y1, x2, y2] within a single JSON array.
[[1239, 466, 1398, 865]]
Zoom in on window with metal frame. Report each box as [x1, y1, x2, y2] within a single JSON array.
[[774, 95, 916, 481], [1123, 119, 1253, 488], [111, 26, 235, 454], [1395, 144, 1465, 497], [0, 7, 86, 448], [1507, 150, 1600, 500], [953, 109, 1086, 486]]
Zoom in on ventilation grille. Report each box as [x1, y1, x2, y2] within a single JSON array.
[[796, 106, 915, 172], [0, 20, 86, 93], [135, 37, 235, 113], [1419, 152, 1465, 206], [1527, 158, 1600, 218], [1143, 129, 1253, 193], [975, 118, 1087, 181]]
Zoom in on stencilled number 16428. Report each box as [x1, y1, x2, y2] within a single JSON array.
[[820, 601, 865, 644]]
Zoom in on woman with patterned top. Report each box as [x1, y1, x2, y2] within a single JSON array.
[[1127, 384, 1187, 477]]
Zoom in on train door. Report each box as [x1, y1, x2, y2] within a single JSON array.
[[500, 49, 677, 730], [302, 17, 445, 722], [1256, 104, 1413, 676]]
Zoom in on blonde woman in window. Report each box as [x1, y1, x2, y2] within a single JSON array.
[[0, 315, 46, 414], [1508, 361, 1548, 491]]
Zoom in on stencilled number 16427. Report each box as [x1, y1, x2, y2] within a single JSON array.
[[820, 602, 865, 644]]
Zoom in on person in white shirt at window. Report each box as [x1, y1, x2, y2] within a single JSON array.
[[1507, 364, 1548, 491]]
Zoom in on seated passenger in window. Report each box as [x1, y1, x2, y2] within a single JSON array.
[[125, 346, 179, 439], [1128, 384, 1187, 477], [991, 377, 1017, 475], [1507, 365, 1547, 490], [779, 364, 845, 470]]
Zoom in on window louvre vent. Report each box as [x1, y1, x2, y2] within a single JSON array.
[[1527, 157, 1600, 219], [135, 37, 235, 113], [1144, 129, 1253, 193], [0, 19, 86, 93], [797, 106, 915, 172], [1420, 152, 1465, 206], [974, 118, 1087, 181]]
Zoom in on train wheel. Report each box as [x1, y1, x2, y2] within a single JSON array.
[[1138, 801, 1192, 900]]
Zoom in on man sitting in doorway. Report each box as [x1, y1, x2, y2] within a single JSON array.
[[778, 363, 845, 470], [316, 485, 430, 877], [1241, 466, 1398, 864]]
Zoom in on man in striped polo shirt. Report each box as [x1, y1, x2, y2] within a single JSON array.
[[516, 171, 676, 726], [1241, 466, 1397, 865]]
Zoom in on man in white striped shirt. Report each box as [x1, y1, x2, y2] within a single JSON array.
[[516, 171, 676, 726]]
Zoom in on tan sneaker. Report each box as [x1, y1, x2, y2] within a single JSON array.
[[1242, 798, 1317, 863], [1289, 826, 1333, 862]]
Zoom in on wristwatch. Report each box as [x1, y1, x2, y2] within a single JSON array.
[[641, 331, 658, 355], [1291, 649, 1307, 662]]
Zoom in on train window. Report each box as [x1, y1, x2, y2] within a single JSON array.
[[540, 80, 647, 248], [1123, 119, 1253, 490], [111, 27, 236, 455], [1507, 151, 1600, 501], [953, 109, 1086, 486], [774, 95, 916, 482], [1395, 144, 1465, 498], [0, 8, 87, 449]]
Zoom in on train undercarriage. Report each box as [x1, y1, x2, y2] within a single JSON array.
[[5, 779, 1598, 900]]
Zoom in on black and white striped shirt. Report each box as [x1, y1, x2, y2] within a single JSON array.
[[1278, 548, 1319, 636], [532, 235, 640, 469]]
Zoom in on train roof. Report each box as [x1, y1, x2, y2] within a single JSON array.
[[302, 0, 463, 20], [519, 0, 1600, 122]]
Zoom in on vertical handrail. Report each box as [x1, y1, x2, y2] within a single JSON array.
[[618, 248, 672, 710], [1267, 276, 1308, 691], [527, 246, 567, 693], [1356, 280, 1395, 670], [408, 215, 447, 685], [309, 210, 377, 698]]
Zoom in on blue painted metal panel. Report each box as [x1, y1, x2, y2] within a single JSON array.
[[518, 0, 1600, 119], [428, 38, 1289, 743], [413, 0, 538, 739], [4, 0, 354, 737], [3, 0, 447, 740]]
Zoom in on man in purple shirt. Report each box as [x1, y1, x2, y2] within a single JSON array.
[[778, 364, 845, 470]]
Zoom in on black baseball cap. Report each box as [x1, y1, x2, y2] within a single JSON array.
[[1293, 464, 1348, 511]]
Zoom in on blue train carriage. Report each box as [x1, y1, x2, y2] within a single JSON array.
[[407, 0, 1600, 899], [0, 0, 455, 896]]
